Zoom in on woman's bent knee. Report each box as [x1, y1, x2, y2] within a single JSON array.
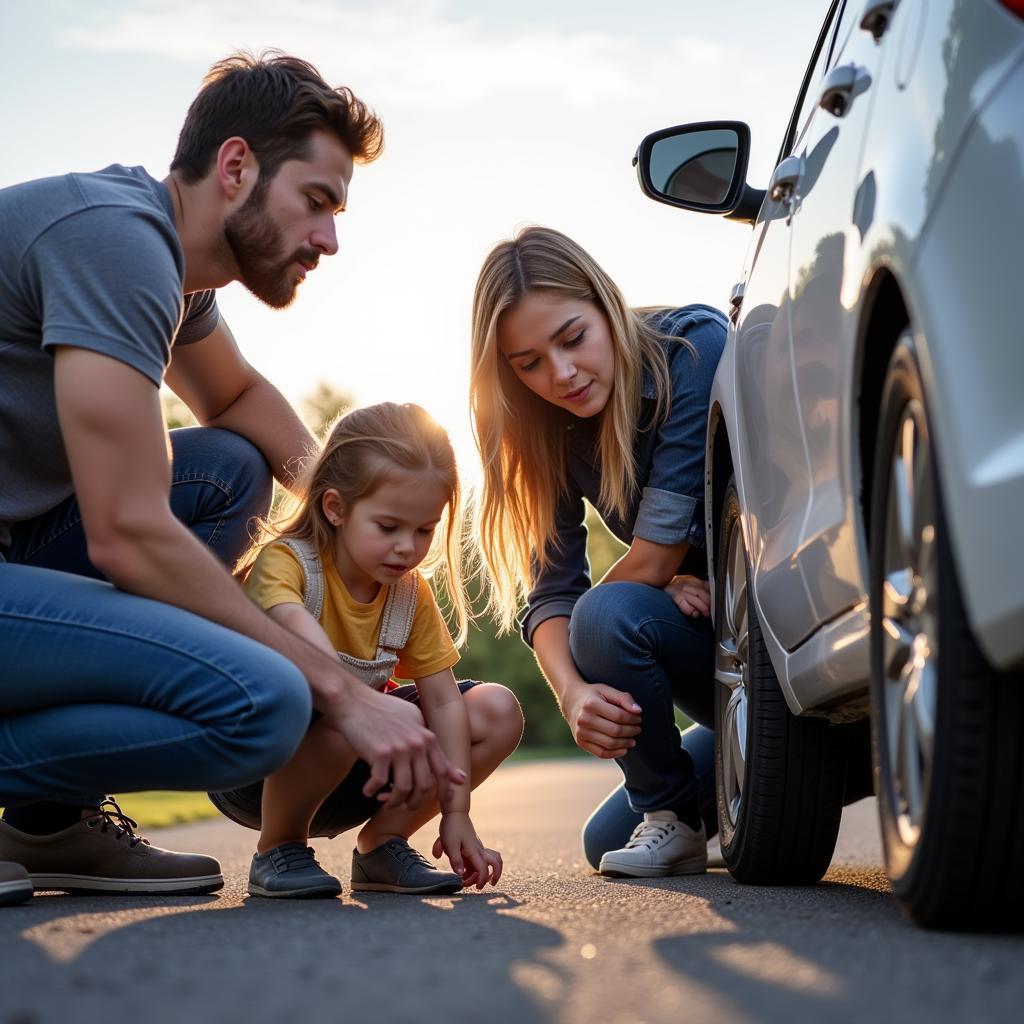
[[569, 583, 662, 681]]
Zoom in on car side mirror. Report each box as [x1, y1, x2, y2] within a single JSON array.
[[633, 121, 763, 225]]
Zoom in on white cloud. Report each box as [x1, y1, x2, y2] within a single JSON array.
[[57, 0, 723, 111]]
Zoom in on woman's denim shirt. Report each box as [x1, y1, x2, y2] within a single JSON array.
[[520, 304, 728, 646]]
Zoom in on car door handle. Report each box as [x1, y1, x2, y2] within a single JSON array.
[[819, 63, 872, 118], [728, 281, 745, 324], [769, 156, 804, 201], [860, 0, 900, 42]]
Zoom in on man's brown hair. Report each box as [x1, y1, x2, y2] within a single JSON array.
[[171, 50, 384, 184]]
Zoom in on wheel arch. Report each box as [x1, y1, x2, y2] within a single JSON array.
[[707, 401, 735, 585], [854, 268, 911, 558]]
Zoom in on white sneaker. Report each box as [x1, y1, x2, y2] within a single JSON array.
[[706, 835, 725, 869], [598, 811, 707, 878]]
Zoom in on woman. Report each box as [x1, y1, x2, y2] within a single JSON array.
[[469, 226, 727, 877]]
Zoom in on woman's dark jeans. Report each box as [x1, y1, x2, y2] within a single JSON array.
[[567, 582, 717, 867]]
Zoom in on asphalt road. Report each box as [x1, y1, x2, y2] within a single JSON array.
[[1, 759, 1021, 1024]]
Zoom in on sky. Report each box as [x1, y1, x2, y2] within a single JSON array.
[[1, 0, 827, 470]]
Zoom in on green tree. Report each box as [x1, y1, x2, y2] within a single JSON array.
[[160, 391, 197, 430], [302, 381, 354, 436]]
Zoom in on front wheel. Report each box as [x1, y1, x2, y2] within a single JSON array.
[[869, 332, 1024, 929], [714, 476, 845, 884]]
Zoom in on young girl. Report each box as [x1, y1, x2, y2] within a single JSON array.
[[470, 226, 727, 878], [211, 402, 523, 898]]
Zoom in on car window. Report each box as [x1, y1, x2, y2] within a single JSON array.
[[778, 0, 846, 161], [828, 0, 866, 70]]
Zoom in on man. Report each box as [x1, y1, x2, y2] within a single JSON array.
[[0, 52, 462, 906]]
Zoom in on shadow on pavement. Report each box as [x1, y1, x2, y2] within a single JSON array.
[[0, 887, 564, 1024], [602, 866, 1024, 1022]]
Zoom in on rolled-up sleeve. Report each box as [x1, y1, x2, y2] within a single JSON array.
[[520, 486, 590, 647], [633, 311, 726, 550]]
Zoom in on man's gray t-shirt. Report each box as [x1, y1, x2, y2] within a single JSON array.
[[0, 164, 220, 548]]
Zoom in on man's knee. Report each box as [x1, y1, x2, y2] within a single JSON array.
[[171, 426, 274, 515], [214, 653, 311, 787]]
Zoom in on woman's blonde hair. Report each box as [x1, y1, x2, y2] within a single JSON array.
[[237, 402, 469, 645], [470, 225, 692, 632]]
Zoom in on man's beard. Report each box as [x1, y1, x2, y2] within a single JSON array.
[[223, 179, 316, 309]]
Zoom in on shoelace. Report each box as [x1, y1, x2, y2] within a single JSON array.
[[270, 844, 320, 872], [86, 798, 146, 848], [387, 841, 430, 868], [624, 820, 675, 850]]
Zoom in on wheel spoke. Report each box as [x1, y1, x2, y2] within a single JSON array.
[[912, 656, 937, 765], [715, 640, 743, 688], [882, 613, 914, 679], [730, 538, 747, 639], [901, 672, 924, 828], [891, 425, 915, 567], [734, 695, 748, 790]]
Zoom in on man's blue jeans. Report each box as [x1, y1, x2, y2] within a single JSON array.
[[567, 582, 717, 866], [0, 428, 311, 808]]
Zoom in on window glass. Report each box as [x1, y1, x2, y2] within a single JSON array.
[[780, 0, 846, 158]]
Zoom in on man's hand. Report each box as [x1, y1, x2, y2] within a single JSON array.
[[54, 347, 462, 809], [326, 684, 465, 812], [561, 682, 642, 760], [664, 575, 711, 618], [432, 812, 503, 889]]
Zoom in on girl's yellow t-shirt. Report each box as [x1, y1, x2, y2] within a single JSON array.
[[245, 542, 459, 681]]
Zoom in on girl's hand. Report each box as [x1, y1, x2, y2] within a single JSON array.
[[561, 683, 642, 760], [433, 812, 503, 889], [664, 575, 711, 618]]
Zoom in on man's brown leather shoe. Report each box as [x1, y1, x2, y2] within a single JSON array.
[[0, 799, 223, 895], [0, 861, 33, 905]]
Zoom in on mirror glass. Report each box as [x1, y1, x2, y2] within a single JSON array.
[[648, 129, 740, 205]]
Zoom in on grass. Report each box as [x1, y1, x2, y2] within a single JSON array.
[[18, 746, 588, 832], [115, 791, 222, 829]]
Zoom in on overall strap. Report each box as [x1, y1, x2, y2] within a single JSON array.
[[376, 572, 419, 657], [278, 538, 324, 622]]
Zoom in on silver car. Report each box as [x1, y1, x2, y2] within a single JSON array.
[[634, 0, 1024, 929]]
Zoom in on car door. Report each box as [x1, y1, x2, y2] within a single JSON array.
[[785, 0, 891, 626], [735, 0, 847, 651]]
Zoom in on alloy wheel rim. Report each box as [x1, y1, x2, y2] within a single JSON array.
[[715, 519, 750, 829], [880, 400, 938, 848]]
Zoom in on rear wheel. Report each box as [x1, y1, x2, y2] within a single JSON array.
[[715, 476, 845, 883], [870, 332, 1024, 929]]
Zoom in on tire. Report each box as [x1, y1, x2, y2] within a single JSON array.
[[869, 332, 1024, 930], [714, 476, 845, 884]]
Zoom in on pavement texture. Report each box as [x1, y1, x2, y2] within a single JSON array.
[[1, 759, 1022, 1024]]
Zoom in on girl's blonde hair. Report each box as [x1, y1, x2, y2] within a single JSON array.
[[470, 225, 692, 632], [237, 401, 469, 645]]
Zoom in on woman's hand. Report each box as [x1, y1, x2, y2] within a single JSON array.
[[433, 812, 503, 889], [561, 682, 642, 760], [664, 575, 711, 618]]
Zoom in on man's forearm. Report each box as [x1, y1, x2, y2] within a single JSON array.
[[95, 512, 351, 710], [206, 376, 315, 491]]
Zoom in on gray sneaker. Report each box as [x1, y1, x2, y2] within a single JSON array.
[[0, 799, 223, 895], [0, 861, 32, 906], [351, 838, 463, 895], [248, 843, 342, 899]]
